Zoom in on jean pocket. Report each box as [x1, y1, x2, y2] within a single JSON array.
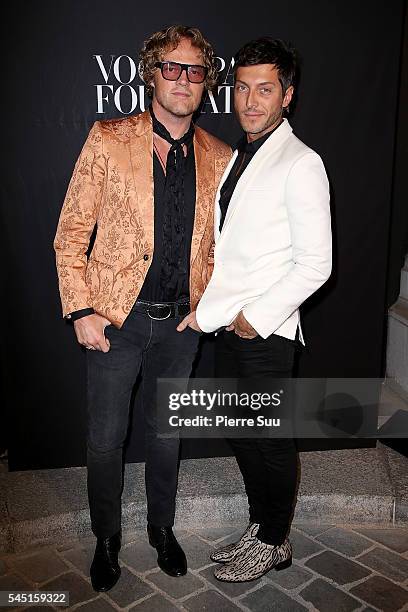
[[186, 325, 203, 336], [104, 323, 113, 336]]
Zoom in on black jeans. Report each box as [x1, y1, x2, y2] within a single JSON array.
[[86, 301, 201, 538], [215, 329, 298, 546]]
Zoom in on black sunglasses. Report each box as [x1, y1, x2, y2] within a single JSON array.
[[154, 61, 207, 83]]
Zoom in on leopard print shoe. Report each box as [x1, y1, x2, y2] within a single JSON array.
[[210, 522, 260, 563], [214, 537, 292, 582]]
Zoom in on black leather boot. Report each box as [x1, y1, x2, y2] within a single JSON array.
[[147, 524, 187, 577], [90, 531, 121, 592]]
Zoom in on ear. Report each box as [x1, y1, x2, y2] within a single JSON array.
[[282, 85, 294, 109]]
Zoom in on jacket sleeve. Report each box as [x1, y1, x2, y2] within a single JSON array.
[[53, 121, 106, 317], [242, 152, 332, 339]]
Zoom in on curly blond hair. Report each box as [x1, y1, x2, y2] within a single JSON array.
[[138, 25, 218, 97]]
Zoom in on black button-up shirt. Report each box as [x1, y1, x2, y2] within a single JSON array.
[[138, 141, 196, 303]]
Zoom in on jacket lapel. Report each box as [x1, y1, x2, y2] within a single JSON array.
[[128, 110, 154, 250], [191, 126, 214, 266], [219, 119, 293, 239], [214, 150, 238, 241]]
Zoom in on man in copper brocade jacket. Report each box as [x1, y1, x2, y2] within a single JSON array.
[[54, 25, 231, 591]]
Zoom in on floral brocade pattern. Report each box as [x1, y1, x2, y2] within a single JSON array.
[[54, 110, 232, 327]]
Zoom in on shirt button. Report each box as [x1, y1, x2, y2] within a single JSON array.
[[143, 254, 149, 261]]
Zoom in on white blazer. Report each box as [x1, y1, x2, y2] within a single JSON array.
[[196, 119, 332, 342]]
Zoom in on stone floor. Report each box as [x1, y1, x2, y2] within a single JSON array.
[[0, 523, 407, 611]]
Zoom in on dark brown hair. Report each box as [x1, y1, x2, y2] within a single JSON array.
[[234, 38, 298, 93]]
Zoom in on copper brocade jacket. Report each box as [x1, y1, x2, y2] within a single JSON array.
[[54, 110, 232, 328]]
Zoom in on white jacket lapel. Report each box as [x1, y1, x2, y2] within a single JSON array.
[[218, 120, 293, 240]]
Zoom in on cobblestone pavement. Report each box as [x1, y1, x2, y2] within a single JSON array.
[[1, 523, 407, 611]]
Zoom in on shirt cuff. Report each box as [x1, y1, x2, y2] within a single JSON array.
[[65, 308, 95, 322]]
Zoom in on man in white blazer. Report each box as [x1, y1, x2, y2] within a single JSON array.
[[178, 37, 332, 581]]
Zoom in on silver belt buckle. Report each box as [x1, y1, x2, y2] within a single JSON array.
[[147, 303, 172, 320]]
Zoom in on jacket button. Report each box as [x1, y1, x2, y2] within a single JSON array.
[[143, 254, 149, 261]]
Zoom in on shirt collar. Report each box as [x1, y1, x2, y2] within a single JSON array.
[[238, 118, 284, 154]]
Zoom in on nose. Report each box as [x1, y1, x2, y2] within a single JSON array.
[[246, 88, 258, 109], [176, 67, 189, 86]]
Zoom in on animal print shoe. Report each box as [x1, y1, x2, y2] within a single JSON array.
[[210, 522, 260, 563], [214, 536, 292, 582]]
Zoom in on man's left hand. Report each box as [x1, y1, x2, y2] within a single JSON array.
[[177, 311, 202, 332], [227, 311, 258, 339]]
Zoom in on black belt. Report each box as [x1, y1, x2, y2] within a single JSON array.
[[136, 301, 190, 320]]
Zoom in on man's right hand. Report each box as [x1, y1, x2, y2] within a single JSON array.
[[73, 314, 112, 352]]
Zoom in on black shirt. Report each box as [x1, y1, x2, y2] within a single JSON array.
[[137, 140, 196, 303], [219, 121, 283, 232]]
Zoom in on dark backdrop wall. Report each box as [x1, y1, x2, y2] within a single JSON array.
[[387, 5, 408, 308], [2, 0, 405, 469]]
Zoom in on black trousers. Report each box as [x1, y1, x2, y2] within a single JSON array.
[[86, 301, 201, 538], [215, 329, 298, 546]]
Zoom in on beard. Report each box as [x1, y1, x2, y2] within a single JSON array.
[[154, 88, 199, 118], [241, 107, 283, 135]]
